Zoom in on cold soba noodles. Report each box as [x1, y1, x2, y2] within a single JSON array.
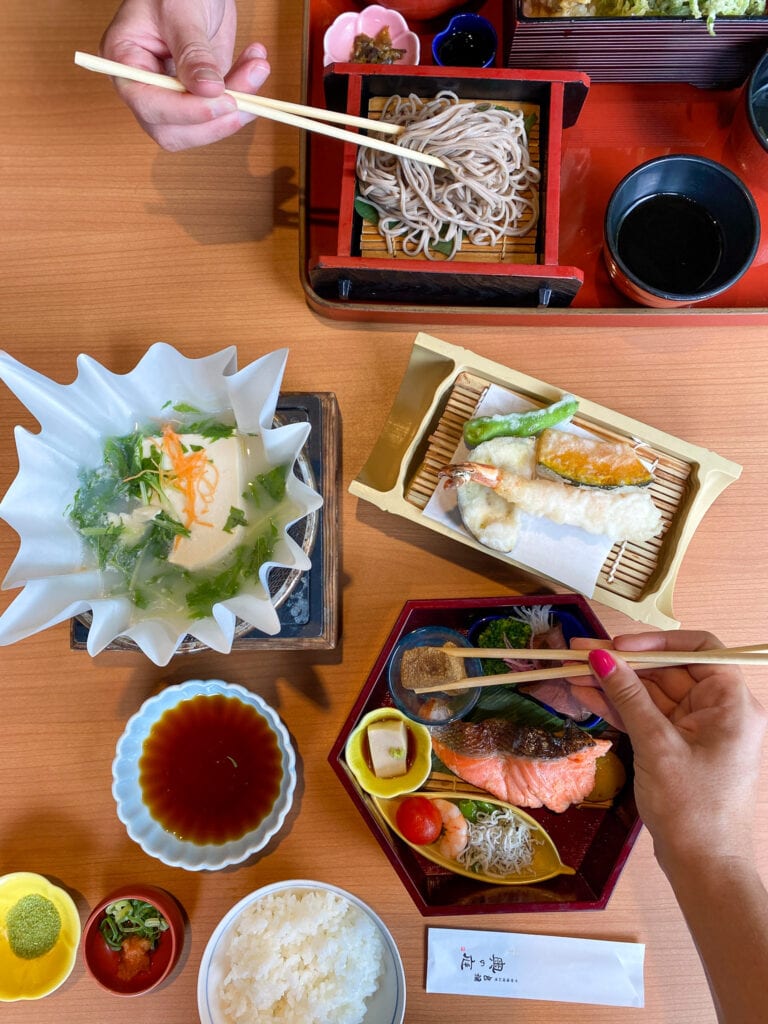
[[356, 91, 540, 259]]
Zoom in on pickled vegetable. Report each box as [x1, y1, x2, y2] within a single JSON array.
[[586, 751, 627, 803]]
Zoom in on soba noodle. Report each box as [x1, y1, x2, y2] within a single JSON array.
[[356, 91, 540, 260]]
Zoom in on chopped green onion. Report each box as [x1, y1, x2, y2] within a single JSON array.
[[99, 898, 169, 952]]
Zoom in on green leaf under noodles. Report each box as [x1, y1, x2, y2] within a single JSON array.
[[354, 195, 457, 257]]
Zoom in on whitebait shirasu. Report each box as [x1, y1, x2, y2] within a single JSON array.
[[458, 807, 542, 876]]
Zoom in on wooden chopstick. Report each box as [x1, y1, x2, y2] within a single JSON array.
[[406, 643, 768, 694], [435, 643, 768, 665], [224, 87, 405, 136], [405, 661, 663, 694], [73, 52, 447, 169], [73, 51, 403, 133]]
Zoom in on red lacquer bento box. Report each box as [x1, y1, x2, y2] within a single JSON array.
[[299, 0, 768, 325], [328, 595, 641, 916]]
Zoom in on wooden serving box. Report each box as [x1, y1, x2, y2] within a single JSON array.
[[309, 66, 590, 309]]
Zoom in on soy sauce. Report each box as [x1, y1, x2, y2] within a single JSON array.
[[139, 695, 283, 844], [616, 193, 723, 295], [435, 31, 494, 68]]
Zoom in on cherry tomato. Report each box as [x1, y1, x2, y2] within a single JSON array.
[[395, 796, 442, 845]]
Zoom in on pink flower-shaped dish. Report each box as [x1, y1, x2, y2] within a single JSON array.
[[323, 5, 420, 67]]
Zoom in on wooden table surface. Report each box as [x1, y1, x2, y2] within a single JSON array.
[[1, 2, 766, 1022]]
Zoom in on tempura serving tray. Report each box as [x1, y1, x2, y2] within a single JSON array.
[[349, 334, 742, 629]]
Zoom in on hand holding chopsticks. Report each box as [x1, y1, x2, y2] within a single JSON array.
[[405, 642, 768, 693], [74, 52, 448, 169]]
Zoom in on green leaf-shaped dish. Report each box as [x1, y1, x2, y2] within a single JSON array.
[[373, 790, 575, 885]]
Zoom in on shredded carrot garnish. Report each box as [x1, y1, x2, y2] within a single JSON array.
[[159, 425, 219, 537]]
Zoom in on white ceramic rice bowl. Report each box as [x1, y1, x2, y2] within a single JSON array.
[[112, 679, 297, 871], [197, 880, 406, 1024], [0, 344, 323, 666]]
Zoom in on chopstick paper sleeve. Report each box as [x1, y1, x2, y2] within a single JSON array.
[[427, 927, 645, 1007]]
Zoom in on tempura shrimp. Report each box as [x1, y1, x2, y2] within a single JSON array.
[[433, 798, 469, 860], [454, 437, 535, 553], [440, 462, 662, 543]]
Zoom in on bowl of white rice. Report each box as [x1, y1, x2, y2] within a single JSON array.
[[197, 880, 406, 1024]]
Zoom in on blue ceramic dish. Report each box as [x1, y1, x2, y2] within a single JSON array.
[[468, 610, 603, 729], [432, 14, 497, 68], [387, 625, 481, 726]]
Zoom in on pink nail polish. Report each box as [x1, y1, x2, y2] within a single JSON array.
[[588, 649, 616, 679]]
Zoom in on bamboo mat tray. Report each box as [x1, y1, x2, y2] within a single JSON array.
[[349, 333, 742, 628], [359, 97, 540, 266]]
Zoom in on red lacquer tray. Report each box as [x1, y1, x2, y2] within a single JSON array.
[[299, 0, 768, 325], [328, 595, 642, 916]]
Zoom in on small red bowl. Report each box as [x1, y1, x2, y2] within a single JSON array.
[[82, 885, 184, 996]]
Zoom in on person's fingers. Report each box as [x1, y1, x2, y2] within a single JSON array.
[[155, 0, 236, 95], [150, 108, 255, 151], [223, 46, 271, 96], [165, 34, 227, 95], [587, 649, 675, 754], [568, 685, 626, 731], [112, 79, 238, 129], [100, 36, 165, 75], [568, 637, 606, 652], [613, 629, 723, 654]]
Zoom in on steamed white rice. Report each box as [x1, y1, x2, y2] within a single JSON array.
[[220, 888, 386, 1023]]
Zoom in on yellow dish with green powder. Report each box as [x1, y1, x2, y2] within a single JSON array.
[[0, 872, 81, 1001]]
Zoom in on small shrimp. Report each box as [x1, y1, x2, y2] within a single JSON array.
[[433, 798, 469, 861]]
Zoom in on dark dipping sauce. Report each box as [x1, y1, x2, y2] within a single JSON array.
[[616, 193, 723, 295], [435, 30, 495, 68], [139, 695, 283, 845]]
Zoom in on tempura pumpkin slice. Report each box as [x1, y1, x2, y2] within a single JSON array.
[[536, 429, 653, 489]]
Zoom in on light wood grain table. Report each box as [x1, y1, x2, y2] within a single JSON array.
[[0, 2, 766, 1022]]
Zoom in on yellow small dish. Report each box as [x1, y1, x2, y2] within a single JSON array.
[[345, 708, 433, 798], [0, 872, 81, 1001], [374, 790, 576, 885]]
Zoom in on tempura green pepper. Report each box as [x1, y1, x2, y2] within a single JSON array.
[[463, 394, 578, 448]]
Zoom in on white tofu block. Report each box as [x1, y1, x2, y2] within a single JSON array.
[[143, 432, 246, 571], [367, 719, 409, 779]]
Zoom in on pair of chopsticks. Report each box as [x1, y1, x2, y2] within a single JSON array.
[[406, 643, 768, 693], [73, 52, 448, 169]]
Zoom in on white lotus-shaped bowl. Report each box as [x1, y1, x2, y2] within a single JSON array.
[[0, 344, 323, 666], [113, 679, 297, 870]]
